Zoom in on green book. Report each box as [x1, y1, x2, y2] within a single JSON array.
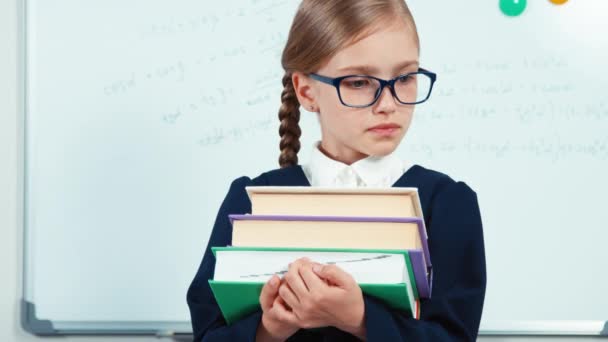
[[208, 247, 420, 325]]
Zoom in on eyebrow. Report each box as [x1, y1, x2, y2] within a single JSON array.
[[336, 60, 419, 75]]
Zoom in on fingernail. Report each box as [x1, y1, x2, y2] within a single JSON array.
[[270, 276, 278, 287], [313, 265, 322, 273]]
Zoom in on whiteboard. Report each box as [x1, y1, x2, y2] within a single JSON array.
[[21, 0, 608, 336]]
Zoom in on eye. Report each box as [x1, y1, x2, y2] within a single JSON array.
[[397, 74, 415, 83], [343, 78, 372, 89]]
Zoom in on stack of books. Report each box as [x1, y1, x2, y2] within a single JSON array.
[[208, 186, 432, 325]]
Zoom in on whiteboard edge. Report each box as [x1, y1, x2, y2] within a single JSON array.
[[21, 300, 56, 335], [19, 303, 192, 336], [479, 320, 608, 336]]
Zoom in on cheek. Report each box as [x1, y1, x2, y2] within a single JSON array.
[[398, 108, 414, 127], [330, 112, 366, 136], [319, 101, 350, 128], [403, 113, 414, 129]]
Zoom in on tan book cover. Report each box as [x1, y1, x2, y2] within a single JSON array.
[[245, 186, 424, 219], [230, 215, 424, 251]]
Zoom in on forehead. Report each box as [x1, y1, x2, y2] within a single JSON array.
[[322, 22, 419, 76]]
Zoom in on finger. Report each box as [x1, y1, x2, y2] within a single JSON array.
[[272, 295, 299, 326], [276, 293, 292, 311], [299, 262, 326, 293], [278, 282, 300, 310], [259, 275, 280, 311], [284, 259, 310, 299], [313, 264, 353, 288]]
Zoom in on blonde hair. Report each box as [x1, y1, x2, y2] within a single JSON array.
[[278, 0, 420, 168]]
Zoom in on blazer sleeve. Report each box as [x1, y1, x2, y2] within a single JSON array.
[[186, 176, 263, 342], [363, 180, 487, 341]]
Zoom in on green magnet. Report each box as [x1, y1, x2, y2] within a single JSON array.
[[500, 0, 527, 16]]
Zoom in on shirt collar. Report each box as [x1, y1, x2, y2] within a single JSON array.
[[305, 141, 407, 187]]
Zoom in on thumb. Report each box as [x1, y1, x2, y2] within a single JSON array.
[[259, 275, 280, 310], [313, 264, 352, 287]]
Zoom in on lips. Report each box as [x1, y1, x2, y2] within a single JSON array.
[[367, 123, 401, 137], [368, 123, 401, 130]]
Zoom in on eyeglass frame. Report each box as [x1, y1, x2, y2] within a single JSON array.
[[308, 67, 437, 108]]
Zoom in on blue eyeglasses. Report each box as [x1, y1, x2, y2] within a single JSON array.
[[309, 68, 437, 108]]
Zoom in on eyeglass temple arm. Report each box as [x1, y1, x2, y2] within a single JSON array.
[[308, 73, 337, 86]]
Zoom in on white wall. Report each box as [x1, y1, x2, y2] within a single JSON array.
[[0, 0, 605, 340]]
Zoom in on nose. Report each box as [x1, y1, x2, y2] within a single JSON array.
[[373, 84, 397, 114]]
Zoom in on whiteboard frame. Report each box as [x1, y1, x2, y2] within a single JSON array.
[[16, 0, 608, 336]]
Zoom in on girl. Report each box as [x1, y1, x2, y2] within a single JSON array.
[[187, 0, 486, 341]]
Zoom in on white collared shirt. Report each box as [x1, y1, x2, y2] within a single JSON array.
[[301, 141, 411, 187]]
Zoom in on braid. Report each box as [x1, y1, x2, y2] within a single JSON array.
[[278, 72, 302, 168]]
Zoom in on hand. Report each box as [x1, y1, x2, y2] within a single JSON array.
[[278, 258, 366, 338], [256, 275, 300, 342]]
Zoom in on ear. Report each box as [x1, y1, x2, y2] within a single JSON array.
[[291, 71, 318, 112]]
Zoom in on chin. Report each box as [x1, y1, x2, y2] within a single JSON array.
[[365, 141, 400, 157]]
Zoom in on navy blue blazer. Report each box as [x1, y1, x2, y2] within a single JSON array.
[[187, 164, 486, 341]]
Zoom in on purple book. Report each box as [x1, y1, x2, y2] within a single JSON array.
[[228, 214, 433, 298]]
